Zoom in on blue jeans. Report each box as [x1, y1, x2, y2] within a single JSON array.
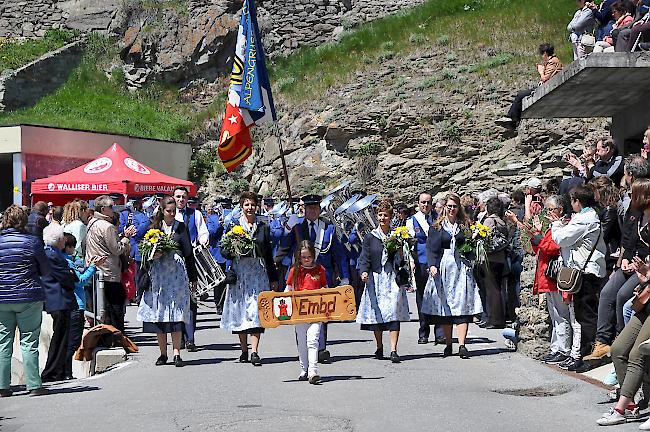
[[623, 297, 635, 326], [0, 302, 43, 390]]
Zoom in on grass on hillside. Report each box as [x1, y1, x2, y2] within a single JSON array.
[[270, 0, 574, 101], [0, 34, 195, 142], [0, 0, 575, 142], [0, 29, 78, 71]]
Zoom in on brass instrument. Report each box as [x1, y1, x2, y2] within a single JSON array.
[[344, 194, 378, 240]]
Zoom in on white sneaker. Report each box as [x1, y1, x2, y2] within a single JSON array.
[[639, 417, 650, 430], [495, 117, 516, 128], [639, 339, 650, 356], [597, 408, 626, 426], [308, 374, 321, 384]]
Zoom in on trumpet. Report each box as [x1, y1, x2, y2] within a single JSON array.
[[192, 245, 226, 301]]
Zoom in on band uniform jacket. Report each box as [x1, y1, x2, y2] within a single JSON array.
[[283, 218, 350, 285]]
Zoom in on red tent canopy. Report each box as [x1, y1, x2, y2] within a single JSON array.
[[31, 143, 195, 203]]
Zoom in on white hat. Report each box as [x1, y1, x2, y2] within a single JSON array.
[[525, 177, 543, 189]]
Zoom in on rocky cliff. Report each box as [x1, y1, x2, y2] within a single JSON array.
[[2, 0, 425, 88], [202, 44, 608, 202]]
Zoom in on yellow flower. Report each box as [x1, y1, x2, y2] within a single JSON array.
[[150, 237, 159, 244], [232, 225, 245, 236]]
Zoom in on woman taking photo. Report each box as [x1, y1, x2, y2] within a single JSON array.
[[137, 196, 197, 368], [422, 193, 482, 359], [356, 200, 410, 363], [0, 205, 51, 397], [550, 184, 606, 371], [221, 192, 279, 366]]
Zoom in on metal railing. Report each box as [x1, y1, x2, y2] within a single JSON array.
[[84, 270, 105, 326]]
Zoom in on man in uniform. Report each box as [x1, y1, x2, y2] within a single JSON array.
[[174, 187, 209, 352], [406, 192, 438, 344], [280, 194, 349, 363]]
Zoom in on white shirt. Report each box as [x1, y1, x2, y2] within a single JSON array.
[[175, 206, 209, 246]]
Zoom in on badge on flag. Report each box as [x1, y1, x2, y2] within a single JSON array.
[[218, 0, 276, 172]]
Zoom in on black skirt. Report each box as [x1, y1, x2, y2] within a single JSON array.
[[232, 327, 265, 335], [143, 321, 185, 334], [430, 315, 475, 325], [361, 321, 400, 332]]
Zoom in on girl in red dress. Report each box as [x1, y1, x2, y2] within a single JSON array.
[[286, 240, 328, 384]]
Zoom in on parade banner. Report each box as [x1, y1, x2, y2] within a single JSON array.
[[258, 286, 356, 328], [218, 0, 276, 172]]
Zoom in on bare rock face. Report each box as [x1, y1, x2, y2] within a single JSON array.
[[235, 45, 609, 202], [117, 1, 239, 88], [516, 255, 551, 359]]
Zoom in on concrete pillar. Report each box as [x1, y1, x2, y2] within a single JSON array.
[[12, 152, 22, 205], [611, 104, 650, 154]]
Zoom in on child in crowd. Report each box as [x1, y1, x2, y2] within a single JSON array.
[[62, 233, 105, 379], [285, 240, 328, 385]]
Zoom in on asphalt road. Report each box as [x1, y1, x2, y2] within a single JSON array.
[[1, 294, 643, 432]]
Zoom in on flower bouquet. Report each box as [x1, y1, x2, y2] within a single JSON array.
[[221, 225, 256, 257], [384, 226, 411, 255], [457, 223, 492, 267], [138, 229, 177, 270]]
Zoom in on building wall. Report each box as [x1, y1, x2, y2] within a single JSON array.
[[0, 125, 192, 205]]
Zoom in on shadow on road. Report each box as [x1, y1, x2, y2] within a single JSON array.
[[281, 375, 385, 383], [326, 339, 371, 346], [199, 342, 242, 351], [261, 356, 299, 365], [181, 357, 229, 366], [48, 385, 101, 395]]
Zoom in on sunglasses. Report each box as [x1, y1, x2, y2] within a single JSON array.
[[446, 204, 459, 209]]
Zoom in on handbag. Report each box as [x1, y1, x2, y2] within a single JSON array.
[[581, 33, 596, 47], [557, 229, 601, 294], [544, 257, 562, 280], [632, 282, 650, 313]]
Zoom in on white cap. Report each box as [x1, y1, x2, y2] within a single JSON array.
[[525, 177, 543, 189]]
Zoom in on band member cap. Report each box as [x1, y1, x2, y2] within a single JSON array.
[[301, 194, 322, 205]]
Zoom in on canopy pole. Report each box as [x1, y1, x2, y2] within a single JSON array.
[[273, 124, 293, 206]]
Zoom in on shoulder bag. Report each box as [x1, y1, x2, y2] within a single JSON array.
[[557, 228, 601, 294]]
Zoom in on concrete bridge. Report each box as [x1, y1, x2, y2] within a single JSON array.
[[523, 52, 650, 152]]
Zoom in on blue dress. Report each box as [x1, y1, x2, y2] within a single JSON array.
[[136, 220, 196, 334], [356, 230, 410, 331], [137, 251, 190, 332], [220, 218, 278, 334], [422, 221, 482, 324]]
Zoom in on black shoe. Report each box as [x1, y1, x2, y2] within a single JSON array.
[[186, 342, 198, 352], [155, 355, 168, 366], [298, 372, 309, 381], [173, 355, 184, 367], [417, 337, 429, 344], [239, 351, 249, 363], [543, 352, 568, 364], [443, 345, 453, 357], [0, 389, 12, 397], [558, 357, 581, 371], [29, 387, 50, 397], [251, 352, 262, 366], [63, 375, 75, 380], [390, 351, 400, 363], [434, 336, 446, 345], [458, 345, 470, 359], [318, 349, 331, 364], [477, 320, 487, 328], [374, 346, 384, 360], [567, 359, 586, 372]]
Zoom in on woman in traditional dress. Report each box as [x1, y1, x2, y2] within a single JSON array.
[[423, 193, 482, 359], [357, 199, 410, 363], [137, 196, 197, 368], [221, 192, 279, 366]]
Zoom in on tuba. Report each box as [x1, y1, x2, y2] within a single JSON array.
[[192, 245, 226, 302], [345, 194, 378, 240], [321, 181, 353, 240]]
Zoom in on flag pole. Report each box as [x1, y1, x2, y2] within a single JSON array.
[[274, 124, 293, 206]]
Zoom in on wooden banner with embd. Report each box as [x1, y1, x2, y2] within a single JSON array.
[[258, 285, 356, 328]]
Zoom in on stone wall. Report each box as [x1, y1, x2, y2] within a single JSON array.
[[257, 0, 427, 57], [0, 0, 121, 37], [0, 40, 84, 111]]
